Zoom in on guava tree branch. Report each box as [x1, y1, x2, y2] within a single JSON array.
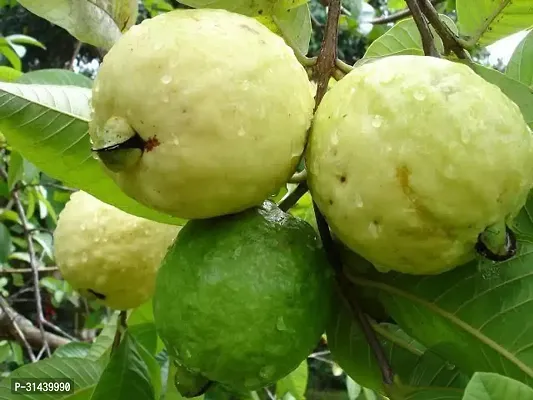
[[0, 296, 70, 354], [417, 0, 470, 59], [369, 0, 444, 25], [405, 0, 439, 57], [310, 0, 395, 388]]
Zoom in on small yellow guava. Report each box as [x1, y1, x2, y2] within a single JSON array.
[[306, 55, 533, 275], [89, 8, 315, 220], [53, 191, 180, 310]]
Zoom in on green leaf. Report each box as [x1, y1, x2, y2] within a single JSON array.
[[462, 372, 533, 399], [7, 150, 22, 190], [142, 0, 174, 16], [90, 332, 156, 400], [276, 360, 308, 400], [0, 223, 12, 264], [0, 357, 103, 399], [327, 292, 469, 395], [178, 0, 308, 17], [0, 82, 183, 225], [128, 299, 155, 325], [87, 312, 119, 362], [506, 30, 533, 87], [17, 69, 93, 88], [6, 34, 46, 50], [344, 200, 533, 388], [136, 338, 162, 400], [129, 323, 158, 355], [471, 63, 533, 129], [0, 37, 21, 71], [363, 15, 458, 59], [387, 0, 405, 11], [17, 0, 138, 50], [456, 0, 533, 46], [54, 342, 93, 359], [273, 3, 312, 56], [0, 66, 22, 83]]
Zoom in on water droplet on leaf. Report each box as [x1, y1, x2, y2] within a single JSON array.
[[276, 316, 286, 331]]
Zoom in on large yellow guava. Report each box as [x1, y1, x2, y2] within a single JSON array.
[[306, 55, 533, 275], [89, 8, 315, 220], [53, 191, 180, 310]]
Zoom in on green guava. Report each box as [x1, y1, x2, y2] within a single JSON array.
[[53, 191, 180, 310], [306, 55, 533, 275], [89, 8, 315, 220], [152, 201, 333, 393]]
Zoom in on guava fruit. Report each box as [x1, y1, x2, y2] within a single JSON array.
[[53, 191, 179, 310], [152, 201, 333, 393], [306, 55, 533, 275], [89, 8, 315, 220]]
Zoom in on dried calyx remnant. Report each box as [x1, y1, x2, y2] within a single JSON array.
[[475, 224, 517, 262]]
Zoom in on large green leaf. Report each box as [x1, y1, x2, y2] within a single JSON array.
[[90, 332, 155, 400], [87, 312, 119, 362], [17, 0, 138, 50], [363, 15, 458, 59], [328, 292, 469, 395], [0, 82, 183, 225], [471, 63, 533, 129], [506, 30, 533, 87], [456, 0, 533, 46], [462, 372, 533, 399], [18, 69, 93, 88], [0, 37, 21, 71], [344, 198, 533, 388], [276, 360, 308, 400], [0, 357, 103, 399], [177, 0, 308, 17], [54, 342, 93, 359], [272, 3, 312, 56]]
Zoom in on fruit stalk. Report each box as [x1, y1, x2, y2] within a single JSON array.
[[310, 0, 395, 388], [405, 0, 439, 57]]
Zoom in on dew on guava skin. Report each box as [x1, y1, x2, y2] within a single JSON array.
[[172, 138, 180, 146], [413, 90, 426, 101], [368, 221, 381, 238], [237, 127, 246, 137], [276, 316, 286, 331], [354, 194, 364, 208], [259, 365, 276, 379], [162, 94, 169, 103], [372, 115, 384, 128], [161, 75, 172, 85]]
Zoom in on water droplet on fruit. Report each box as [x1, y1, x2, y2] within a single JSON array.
[[276, 316, 286, 331], [461, 130, 471, 143], [372, 114, 383, 128], [172, 138, 180, 146], [413, 91, 426, 101], [260, 365, 276, 379], [237, 127, 246, 137], [368, 221, 381, 238], [81, 252, 88, 263], [154, 43, 163, 51], [162, 95, 169, 103], [331, 131, 339, 145], [354, 194, 364, 208], [80, 224, 86, 231], [94, 237, 101, 243], [242, 80, 250, 91], [161, 75, 172, 84]]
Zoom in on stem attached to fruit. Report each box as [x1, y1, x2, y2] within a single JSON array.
[[111, 310, 128, 353], [310, 0, 396, 389], [405, 0, 440, 57], [278, 182, 308, 212], [475, 223, 517, 262]]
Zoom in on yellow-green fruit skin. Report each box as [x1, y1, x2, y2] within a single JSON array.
[[53, 191, 180, 310], [306, 55, 533, 275], [89, 8, 315, 220]]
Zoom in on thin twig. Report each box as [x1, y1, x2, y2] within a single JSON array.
[[369, 0, 444, 25], [42, 319, 78, 341], [0, 168, 51, 358], [0, 266, 58, 274], [313, 206, 395, 385], [67, 41, 83, 71], [278, 182, 308, 212], [310, 0, 395, 388], [405, 0, 440, 57], [111, 310, 128, 353], [0, 296, 36, 362], [417, 0, 470, 59]]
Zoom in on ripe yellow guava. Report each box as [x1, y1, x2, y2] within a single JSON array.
[[153, 201, 333, 393], [89, 8, 315, 220], [306, 55, 533, 275], [53, 191, 180, 310]]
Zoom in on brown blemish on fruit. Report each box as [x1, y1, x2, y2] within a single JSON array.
[[88, 289, 106, 300], [240, 24, 259, 34], [145, 136, 160, 152], [339, 175, 347, 183]]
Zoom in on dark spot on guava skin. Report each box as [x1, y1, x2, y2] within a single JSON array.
[[240, 24, 259, 34], [88, 289, 106, 300], [258, 9, 263, 14], [145, 136, 160, 152], [329, 199, 333, 205], [339, 175, 347, 183]]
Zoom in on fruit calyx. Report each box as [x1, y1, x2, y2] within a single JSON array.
[[475, 224, 517, 262]]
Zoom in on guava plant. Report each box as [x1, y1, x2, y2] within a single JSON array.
[[0, 0, 532, 400]]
